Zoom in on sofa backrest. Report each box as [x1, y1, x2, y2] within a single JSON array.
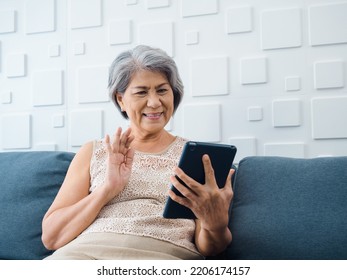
[[0, 151, 75, 260], [227, 156, 347, 260]]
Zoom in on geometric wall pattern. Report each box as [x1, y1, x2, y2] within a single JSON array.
[[0, 0, 346, 162]]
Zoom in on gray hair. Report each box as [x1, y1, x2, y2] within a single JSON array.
[[108, 45, 184, 119]]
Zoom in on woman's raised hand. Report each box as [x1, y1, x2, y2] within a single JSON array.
[[103, 127, 135, 201]]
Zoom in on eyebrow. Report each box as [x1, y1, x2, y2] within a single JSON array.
[[131, 83, 170, 90]]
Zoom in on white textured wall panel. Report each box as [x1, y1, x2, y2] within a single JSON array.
[[229, 137, 257, 163], [191, 56, 229, 96], [181, 0, 218, 18], [32, 70, 63, 106], [70, 109, 103, 146], [6, 53, 26, 78], [53, 114, 65, 128], [285, 76, 301, 92], [261, 8, 302, 50], [309, 2, 347, 46], [0, 0, 346, 157], [314, 60, 344, 89], [138, 22, 173, 57], [185, 31, 199, 45], [49, 45, 60, 57], [311, 97, 347, 139], [240, 57, 267, 84], [272, 99, 301, 127], [73, 42, 85, 55], [77, 66, 109, 104], [109, 20, 132, 45], [0, 10, 16, 34], [183, 103, 221, 142], [25, 0, 56, 34], [226, 6, 252, 34], [70, 0, 102, 29], [264, 143, 305, 158], [1, 114, 31, 149], [146, 0, 170, 9], [247, 106, 263, 122], [126, 0, 138, 5], [1, 91, 12, 104]]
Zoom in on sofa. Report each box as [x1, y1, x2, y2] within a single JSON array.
[[0, 151, 346, 260]]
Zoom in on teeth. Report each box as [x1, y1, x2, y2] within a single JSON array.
[[145, 113, 161, 117]]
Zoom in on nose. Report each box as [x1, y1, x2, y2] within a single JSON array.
[[147, 92, 161, 108]]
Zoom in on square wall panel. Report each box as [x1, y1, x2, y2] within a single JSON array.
[[1, 113, 31, 149], [77, 66, 109, 103], [185, 30, 199, 45], [181, 0, 218, 18], [138, 22, 173, 57], [240, 57, 267, 85], [70, 0, 102, 29], [25, 0, 55, 34], [226, 6, 252, 34], [261, 8, 302, 50], [0, 10, 16, 34], [191, 56, 228, 96], [70, 109, 103, 147], [109, 19, 132, 45], [183, 103, 221, 142], [264, 143, 305, 158], [49, 44, 60, 57], [247, 106, 263, 121], [6, 53, 26, 78], [1, 91, 12, 104], [52, 114, 64, 128], [32, 70, 63, 106], [285, 76, 301, 92], [74, 42, 85, 55], [229, 137, 257, 163], [309, 2, 347, 46], [126, 0, 138, 5], [146, 0, 170, 9], [272, 99, 301, 127], [312, 97, 347, 139], [314, 60, 344, 89]]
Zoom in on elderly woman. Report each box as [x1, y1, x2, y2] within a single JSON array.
[[42, 45, 234, 260]]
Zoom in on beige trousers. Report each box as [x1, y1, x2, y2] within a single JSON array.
[[45, 232, 204, 260]]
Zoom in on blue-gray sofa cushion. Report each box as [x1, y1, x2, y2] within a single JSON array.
[[227, 156, 347, 260], [0, 151, 74, 260]]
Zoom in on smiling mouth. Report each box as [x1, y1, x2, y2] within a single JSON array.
[[143, 112, 163, 119]]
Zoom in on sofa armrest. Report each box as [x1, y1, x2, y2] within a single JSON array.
[[226, 156, 347, 260], [0, 151, 75, 260]]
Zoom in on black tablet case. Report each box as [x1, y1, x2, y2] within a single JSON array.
[[163, 141, 237, 219]]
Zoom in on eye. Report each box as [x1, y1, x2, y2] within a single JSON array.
[[135, 91, 147, 96], [157, 88, 168, 95]]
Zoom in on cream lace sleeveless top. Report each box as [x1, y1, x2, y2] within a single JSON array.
[[81, 136, 199, 254]]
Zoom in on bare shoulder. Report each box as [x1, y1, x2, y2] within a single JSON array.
[[43, 141, 96, 216], [71, 141, 94, 166]]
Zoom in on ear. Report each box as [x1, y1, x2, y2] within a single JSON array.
[[115, 93, 125, 111]]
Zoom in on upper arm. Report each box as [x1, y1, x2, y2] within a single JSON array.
[[44, 141, 94, 218]]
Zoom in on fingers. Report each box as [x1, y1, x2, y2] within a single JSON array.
[[112, 127, 122, 153], [105, 134, 112, 154], [222, 168, 235, 199], [202, 154, 218, 188], [107, 127, 134, 155], [124, 147, 135, 169], [169, 175, 197, 209]]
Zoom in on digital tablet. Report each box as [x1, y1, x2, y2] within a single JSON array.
[[162, 141, 237, 219]]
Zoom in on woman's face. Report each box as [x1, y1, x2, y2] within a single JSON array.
[[116, 70, 174, 136]]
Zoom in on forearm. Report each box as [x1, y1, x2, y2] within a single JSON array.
[[42, 187, 110, 250], [195, 222, 232, 257]]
